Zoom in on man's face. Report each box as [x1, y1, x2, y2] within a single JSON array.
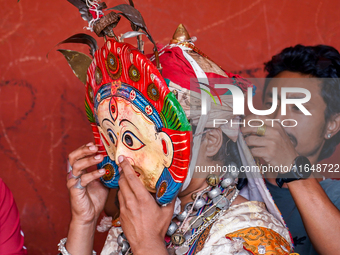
[[96, 96, 173, 192], [263, 71, 327, 159]]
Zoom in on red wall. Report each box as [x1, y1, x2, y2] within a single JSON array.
[[1, 0, 340, 254]]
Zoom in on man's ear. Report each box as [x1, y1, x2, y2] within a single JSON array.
[[205, 128, 223, 157], [325, 113, 340, 139]]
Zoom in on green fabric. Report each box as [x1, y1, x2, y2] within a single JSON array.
[[161, 93, 191, 131], [85, 99, 95, 123]]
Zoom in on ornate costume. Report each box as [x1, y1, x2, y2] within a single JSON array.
[[99, 24, 293, 255], [102, 201, 291, 255]]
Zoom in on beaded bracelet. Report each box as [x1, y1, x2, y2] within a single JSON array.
[[58, 237, 96, 255]]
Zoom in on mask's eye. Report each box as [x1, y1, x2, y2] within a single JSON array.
[[122, 131, 145, 151], [107, 129, 117, 145]]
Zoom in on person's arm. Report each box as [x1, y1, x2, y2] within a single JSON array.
[[0, 179, 27, 255], [287, 178, 340, 255], [117, 155, 174, 255], [242, 117, 340, 254], [63, 143, 108, 255], [65, 220, 96, 255]]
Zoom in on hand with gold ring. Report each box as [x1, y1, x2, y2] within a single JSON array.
[[241, 115, 298, 169], [256, 124, 267, 136], [65, 142, 109, 254]]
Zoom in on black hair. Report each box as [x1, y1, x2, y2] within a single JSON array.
[[263, 44, 340, 161]]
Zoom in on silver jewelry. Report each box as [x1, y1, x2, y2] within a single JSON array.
[[328, 134, 332, 138], [121, 241, 130, 254], [168, 170, 239, 252], [202, 206, 216, 218], [193, 198, 206, 210], [190, 217, 204, 229], [117, 233, 131, 255], [229, 166, 240, 180], [221, 177, 234, 188], [176, 202, 193, 222], [216, 196, 230, 210], [67, 160, 73, 173], [68, 170, 78, 180], [58, 238, 71, 255], [175, 245, 189, 255], [184, 188, 239, 246], [58, 237, 97, 255], [176, 209, 189, 222], [74, 178, 85, 189], [117, 233, 126, 246], [258, 244, 266, 254], [208, 187, 221, 199], [167, 221, 179, 236]]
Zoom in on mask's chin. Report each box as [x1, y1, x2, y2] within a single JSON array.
[[107, 153, 157, 192], [132, 166, 157, 193]]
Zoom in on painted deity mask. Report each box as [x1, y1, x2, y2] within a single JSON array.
[[59, 3, 191, 205], [87, 40, 191, 204], [60, 40, 191, 205]]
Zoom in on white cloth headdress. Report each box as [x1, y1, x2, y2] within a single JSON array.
[[168, 43, 287, 227]]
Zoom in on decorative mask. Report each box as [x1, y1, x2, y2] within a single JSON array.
[[89, 40, 191, 204], [58, 1, 191, 205]]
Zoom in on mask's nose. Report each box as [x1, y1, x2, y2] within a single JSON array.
[[114, 142, 123, 164], [114, 143, 134, 166]]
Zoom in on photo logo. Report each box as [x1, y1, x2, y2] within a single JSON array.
[[192, 78, 314, 129], [201, 84, 311, 116]]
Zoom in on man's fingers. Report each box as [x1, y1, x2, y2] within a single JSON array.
[[161, 200, 176, 217], [249, 147, 268, 159], [71, 154, 104, 177], [244, 135, 267, 147], [242, 121, 284, 138], [117, 189, 126, 212], [118, 155, 148, 196], [68, 142, 98, 165], [118, 171, 139, 204], [241, 125, 262, 136], [68, 169, 106, 190]]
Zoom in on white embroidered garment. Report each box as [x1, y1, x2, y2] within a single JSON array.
[[101, 201, 292, 255], [101, 226, 123, 255], [195, 201, 291, 255]]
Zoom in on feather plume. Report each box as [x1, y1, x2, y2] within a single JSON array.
[[56, 33, 98, 58]]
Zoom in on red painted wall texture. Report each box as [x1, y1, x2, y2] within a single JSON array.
[[1, 0, 339, 254]]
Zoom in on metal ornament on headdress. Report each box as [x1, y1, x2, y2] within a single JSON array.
[[66, 0, 161, 69], [171, 24, 191, 44]]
